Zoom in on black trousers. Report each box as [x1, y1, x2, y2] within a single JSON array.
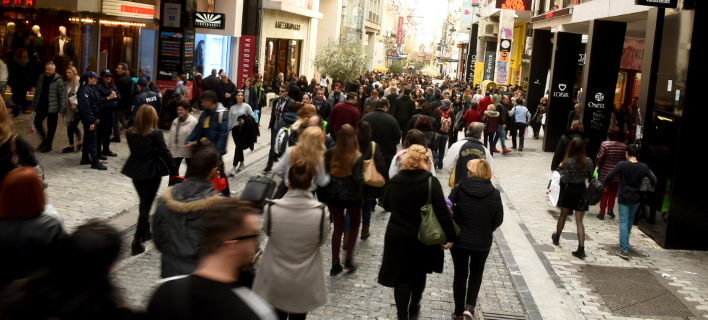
[[113, 107, 129, 138], [34, 109, 58, 148], [393, 271, 427, 319], [82, 121, 98, 157], [276, 310, 307, 320], [174, 157, 191, 178], [66, 118, 82, 145], [450, 246, 490, 316], [231, 127, 245, 165], [98, 109, 115, 153], [131, 177, 162, 240]]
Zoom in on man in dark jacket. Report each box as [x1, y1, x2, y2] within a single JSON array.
[[113, 62, 133, 142], [406, 102, 437, 133], [328, 92, 361, 139], [202, 68, 219, 92], [393, 88, 416, 144], [328, 83, 346, 106], [153, 142, 222, 278], [185, 90, 230, 196], [31, 62, 66, 153], [216, 73, 237, 107], [431, 99, 455, 169], [313, 87, 332, 120], [443, 123, 495, 187], [495, 95, 512, 154], [76, 71, 107, 170], [94, 69, 120, 158], [129, 78, 162, 127], [430, 90, 442, 111], [288, 77, 301, 102], [265, 84, 294, 173], [143, 74, 162, 97], [361, 99, 401, 165]]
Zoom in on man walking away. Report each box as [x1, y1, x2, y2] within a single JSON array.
[[495, 95, 512, 154], [148, 198, 278, 320], [444, 123, 495, 187], [32, 62, 66, 153]]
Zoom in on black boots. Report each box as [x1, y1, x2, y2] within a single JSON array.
[[91, 156, 107, 170], [80, 153, 92, 165], [131, 239, 145, 256], [551, 233, 560, 246], [572, 246, 586, 259], [361, 224, 370, 240], [263, 161, 273, 173]]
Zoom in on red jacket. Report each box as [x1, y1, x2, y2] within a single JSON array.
[[596, 140, 627, 182], [478, 96, 493, 114], [462, 109, 481, 127], [329, 101, 361, 137]]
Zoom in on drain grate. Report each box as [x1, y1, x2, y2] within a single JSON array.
[[582, 266, 695, 318], [560, 232, 593, 241], [480, 311, 527, 320]]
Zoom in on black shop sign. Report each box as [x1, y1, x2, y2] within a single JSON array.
[[194, 12, 225, 30]]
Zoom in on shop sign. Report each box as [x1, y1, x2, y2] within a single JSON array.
[[195, 12, 225, 30], [635, 0, 677, 8], [461, 1, 473, 23], [156, 80, 193, 100], [162, 3, 181, 28], [2, 0, 34, 6], [553, 83, 570, 98], [499, 39, 511, 62], [397, 17, 404, 45], [103, 0, 155, 20], [237, 35, 255, 89], [495, 0, 531, 10], [530, 7, 572, 22], [275, 21, 301, 31]]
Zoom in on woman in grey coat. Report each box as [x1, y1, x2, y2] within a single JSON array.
[[253, 161, 330, 320]]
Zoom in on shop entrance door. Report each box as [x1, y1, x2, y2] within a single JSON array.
[[264, 38, 301, 87]]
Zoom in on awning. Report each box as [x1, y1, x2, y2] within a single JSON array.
[[373, 66, 388, 72]]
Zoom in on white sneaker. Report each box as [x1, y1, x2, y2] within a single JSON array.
[[238, 163, 245, 171], [230, 168, 237, 177]]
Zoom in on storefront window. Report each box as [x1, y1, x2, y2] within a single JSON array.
[[264, 38, 301, 85], [194, 33, 231, 76], [138, 29, 156, 80]]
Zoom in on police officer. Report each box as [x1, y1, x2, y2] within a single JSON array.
[[129, 77, 162, 127], [77, 71, 107, 170], [95, 69, 120, 159]]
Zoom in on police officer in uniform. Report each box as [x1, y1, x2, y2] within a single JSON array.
[[129, 77, 162, 127], [77, 71, 107, 170], [94, 69, 120, 159]]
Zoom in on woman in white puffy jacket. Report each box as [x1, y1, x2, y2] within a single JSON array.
[[167, 100, 197, 176]]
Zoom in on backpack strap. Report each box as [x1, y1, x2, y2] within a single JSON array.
[[370, 142, 376, 161], [264, 200, 274, 237], [319, 204, 326, 243]]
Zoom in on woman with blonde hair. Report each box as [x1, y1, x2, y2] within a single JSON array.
[[379, 144, 457, 320], [62, 65, 82, 153], [448, 159, 503, 319], [274, 126, 329, 193], [122, 105, 177, 255], [324, 124, 364, 275]]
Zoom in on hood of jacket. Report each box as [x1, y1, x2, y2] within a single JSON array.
[[282, 111, 298, 125], [485, 110, 499, 117], [459, 177, 495, 198], [162, 179, 220, 213]]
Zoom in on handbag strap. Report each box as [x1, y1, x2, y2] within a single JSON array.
[[370, 142, 376, 161], [427, 176, 432, 204]]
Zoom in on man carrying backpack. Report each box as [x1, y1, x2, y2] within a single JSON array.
[[432, 99, 455, 170]]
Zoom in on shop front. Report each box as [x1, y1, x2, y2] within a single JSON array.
[[260, 8, 313, 87], [100, 0, 157, 80]]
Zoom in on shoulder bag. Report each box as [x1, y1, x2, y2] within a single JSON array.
[[640, 169, 657, 193], [151, 130, 170, 176], [8, 135, 46, 185], [363, 142, 385, 187], [418, 177, 460, 246]]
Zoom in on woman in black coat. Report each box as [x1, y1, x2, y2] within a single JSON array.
[[357, 121, 387, 240], [379, 144, 457, 320], [448, 159, 503, 320], [121, 105, 177, 256]]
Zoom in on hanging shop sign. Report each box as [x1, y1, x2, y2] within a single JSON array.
[[275, 21, 301, 30], [2, 0, 34, 6], [194, 12, 225, 29], [499, 39, 511, 62], [464, 24, 478, 82], [237, 35, 255, 89], [103, 0, 155, 20], [530, 7, 572, 22], [397, 16, 404, 45], [495, 0, 532, 10], [635, 0, 677, 9]]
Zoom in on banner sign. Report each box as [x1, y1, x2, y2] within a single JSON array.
[[525, 29, 553, 133], [483, 42, 496, 81], [397, 16, 404, 45], [545, 32, 581, 151], [465, 24, 479, 82], [461, 0, 473, 23], [194, 12, 225, 29], [237, 35, 256, 89]]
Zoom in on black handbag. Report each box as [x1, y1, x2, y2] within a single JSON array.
[[152, 130, 170, 176], [240, 173, 277, 208]]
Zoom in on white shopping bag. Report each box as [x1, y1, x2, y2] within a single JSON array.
[[545, 171, 561, 207], [526, 126, 534, 138]]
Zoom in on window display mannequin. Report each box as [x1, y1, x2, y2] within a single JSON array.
[[29, 25, 45, 83], [2, 22, 14, 58], [52, 26, 75, 73]]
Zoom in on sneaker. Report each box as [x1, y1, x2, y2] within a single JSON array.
[[616, 250, 629, 260], [502, 148, 512, 154], [62, 146, 75, 153], [344, 259, 357, 273], [607, 210, 615, 218], [492, 148, 500, 153], [97, 153, 107, 160], [103, 150, 117, 157], [40, 146, 52, 153], [451, 313, 465, 320], [330, 264, 343, 276], [238, 163, 245, 171], [463, 304, 475, 319], [596, 213, 605, 220], [231, 168, 237, 177]]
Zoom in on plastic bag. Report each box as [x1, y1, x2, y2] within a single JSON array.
[[27, 111, 36, 135], [545, 171, 561, 207], [254, 109, 260, 123], [526, 126, 534, 138]]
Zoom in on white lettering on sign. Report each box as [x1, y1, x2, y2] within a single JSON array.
[[146, 96, 158, 103], [587, 102, 605, 109], [590, 110, 605, 131], [553, 91, 569, 98]]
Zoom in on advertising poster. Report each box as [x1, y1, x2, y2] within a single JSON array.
[[163, 3, 181, 27], [237, 35, 256, 89]]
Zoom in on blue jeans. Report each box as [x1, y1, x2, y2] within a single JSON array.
[[436, 134, 448, 169], [496, 126, 507, 149], [618, 203, 640, 253], [515, 122, 527, 149]]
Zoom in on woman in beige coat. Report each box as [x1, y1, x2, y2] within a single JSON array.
[[167, 100, 197, 176], [253, 160, 330, 320]]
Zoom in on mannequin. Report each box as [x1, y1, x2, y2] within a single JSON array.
[[52, 26, 75, 71], [29, 25, 45, 82], [3, 23, 14, 57]]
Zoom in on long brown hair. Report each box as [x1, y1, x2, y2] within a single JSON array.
[[562, 137, 587, 171], [330, 124, 360, 177], [290, 126, 326, 170], [129, 105, 158, 137]]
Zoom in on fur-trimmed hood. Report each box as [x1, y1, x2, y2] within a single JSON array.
[[161, 179, 221, 213]]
